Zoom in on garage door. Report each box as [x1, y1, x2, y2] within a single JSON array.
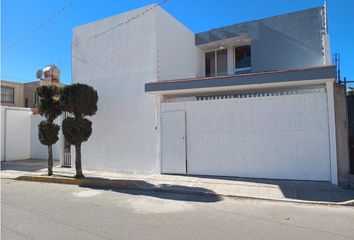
[[161, 88, 331, 181]]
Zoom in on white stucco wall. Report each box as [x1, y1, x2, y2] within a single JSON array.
[[155, 7, 203, 81], [72, 5, 159, 173], [72, 5, 201, 173], [1, 107, 5, 160]]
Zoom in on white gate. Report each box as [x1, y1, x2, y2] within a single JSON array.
[[161, 111, 186, 174], [161, 88, 331, 181]]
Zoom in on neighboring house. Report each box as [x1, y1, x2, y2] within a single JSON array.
[[72, 4, 350, 185], [1, 80, 39, 108], [1, 80, 25, 107], [1, 66, 63, 108], [1, 65, 63, 162]]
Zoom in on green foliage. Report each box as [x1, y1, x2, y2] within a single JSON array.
[[60, 83, 98, 178], [60, 83, 98, 118], [62, 117, 92, 145], [36, 85, 62, 122], [38, 121, 60, 146]]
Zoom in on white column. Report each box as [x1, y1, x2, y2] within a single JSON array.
[[156, 95, 162, 173], [326, 80, 338, 185], [227, 46, 234, 75], [59, 114, 64, 166]]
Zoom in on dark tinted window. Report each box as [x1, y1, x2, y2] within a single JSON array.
[[217, 49, 227, 75], [235, 46, 251, 69], [205, 51, 215, 77]]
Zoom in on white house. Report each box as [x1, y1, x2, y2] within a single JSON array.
[[72, 4, 350, 185]]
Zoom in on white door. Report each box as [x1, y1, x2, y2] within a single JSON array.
[[161, 88, 331, 181], [161, 111, 186, 174]]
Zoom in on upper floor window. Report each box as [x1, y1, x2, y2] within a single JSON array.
[[235, 45, 251, 71], [205, 49, 228, 77], [205, 51, 215, 77], [1, 86, 15, 103]]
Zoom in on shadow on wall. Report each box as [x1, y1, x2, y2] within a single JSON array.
[[78, 177, 222, 203]]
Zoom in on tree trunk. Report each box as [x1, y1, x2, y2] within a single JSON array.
[[75, 144, 84, 178], [48, 145, 53, 176]]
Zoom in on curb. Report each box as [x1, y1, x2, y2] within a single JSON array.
[[14, 175, 354, 207], [15, 175, 144, 189]]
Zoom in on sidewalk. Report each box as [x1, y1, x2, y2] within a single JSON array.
[[2, 159, 354, 205]]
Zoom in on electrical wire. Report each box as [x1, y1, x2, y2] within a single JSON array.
[[0, 74, 34, 82], [2, 0, 169, 86], [72, 0, 169, 47], [1, 0, 75, 54]]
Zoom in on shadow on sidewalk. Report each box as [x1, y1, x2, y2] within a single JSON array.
[[1, 159, 60, 172], [5, 160, 353, 203], [169, 174, 354, 203], [78, 177, 222, 203]]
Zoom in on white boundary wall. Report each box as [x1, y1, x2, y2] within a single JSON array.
[[1, 107, 32, 161], [1, 106, 61, 161]]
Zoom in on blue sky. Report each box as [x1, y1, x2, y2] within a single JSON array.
[[1, 0, 353, 85]]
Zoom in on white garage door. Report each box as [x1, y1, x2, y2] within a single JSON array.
[[161, 88, 331, 181]]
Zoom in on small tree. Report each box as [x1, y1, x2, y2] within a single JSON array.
[[36, 85, 62, 176], [61, 83, 98, 178]]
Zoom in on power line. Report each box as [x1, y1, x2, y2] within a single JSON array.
[[72, 0, 169, 47], [2, 0, 169, 86], [71, 0, 170, 101], [1, 0, 75, 54], [1, 74, 34, 82]]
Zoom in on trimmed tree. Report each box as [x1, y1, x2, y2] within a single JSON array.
[[36, 85, 62, 176], [60, 83, 98, 178]]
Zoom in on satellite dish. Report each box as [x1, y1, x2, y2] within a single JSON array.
[[36, 69, 43, 79]]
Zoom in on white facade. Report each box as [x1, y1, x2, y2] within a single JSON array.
[[72, 5, 200, 173], [72, 5, 339, 184]]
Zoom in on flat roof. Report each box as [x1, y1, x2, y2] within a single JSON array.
[[145, 65, 337, 93]]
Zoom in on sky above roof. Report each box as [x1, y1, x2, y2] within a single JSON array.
[[1, 0, 353, 86]]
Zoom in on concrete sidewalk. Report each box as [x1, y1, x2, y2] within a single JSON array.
[[2, 159, 354, 205]]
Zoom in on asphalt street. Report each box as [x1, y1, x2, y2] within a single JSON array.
[[1, 179, 354, 240]]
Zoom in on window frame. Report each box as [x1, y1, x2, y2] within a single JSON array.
[[205, 51, 216, 77], [205, 48, 228, 77], [234, 45, 251, 73], [1, 86, 15, 103]]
